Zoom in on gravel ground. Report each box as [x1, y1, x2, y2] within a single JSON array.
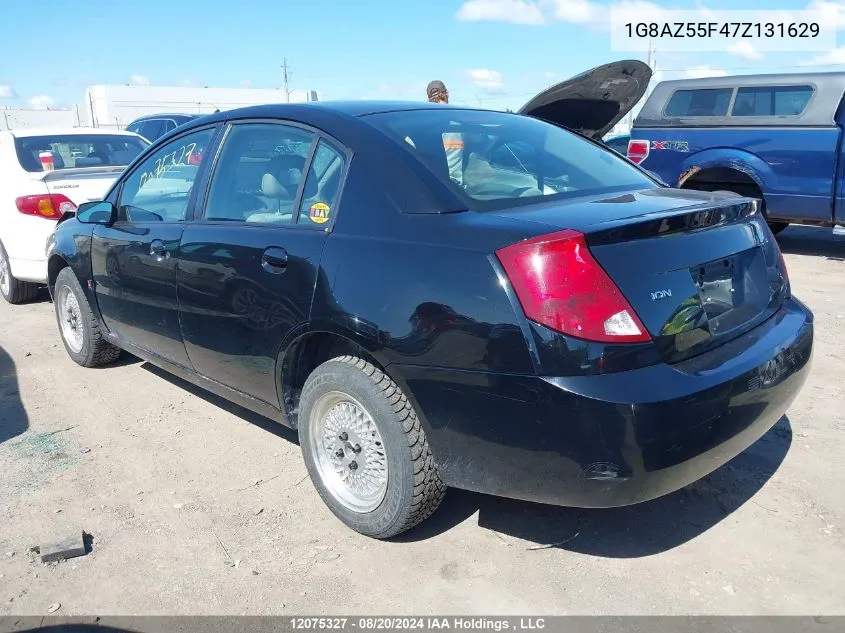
[[0, 225, 843, 616]]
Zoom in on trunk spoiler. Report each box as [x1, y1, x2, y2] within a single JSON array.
[[30, 165, 127, 181]]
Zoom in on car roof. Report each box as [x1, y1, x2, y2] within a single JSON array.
[[130, 113, 199, 121], [652, 70, 845, 90], [181, 100, 483, 125], [2, 127, 141, 138]]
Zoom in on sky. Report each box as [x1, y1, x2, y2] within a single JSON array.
[[1, 0, 845, 114]]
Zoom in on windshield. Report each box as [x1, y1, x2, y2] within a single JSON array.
[[15, 134, 149, 173], [365, 109, 657, 209]]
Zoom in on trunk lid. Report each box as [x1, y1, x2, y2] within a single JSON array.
[[490, 188, 788, 363], [519, 60, 652, 140], [32, 166, 125, 206]]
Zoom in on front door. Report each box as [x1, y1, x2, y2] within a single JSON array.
[[178, 122, 347, 405], [91, 126, 218, 367]]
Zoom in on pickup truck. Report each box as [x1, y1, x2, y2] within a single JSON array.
[[628, 71, 845, 235]]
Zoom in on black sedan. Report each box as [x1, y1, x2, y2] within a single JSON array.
[[46, 62, 813, 539]]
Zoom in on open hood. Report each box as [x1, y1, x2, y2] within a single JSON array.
[[518, 60, 652, 140]]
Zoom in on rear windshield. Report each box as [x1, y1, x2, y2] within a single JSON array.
[[365, 109, 656, 210], [15, 134, 148, 173]]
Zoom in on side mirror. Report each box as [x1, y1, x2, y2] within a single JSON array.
[[76, 201, 116, 225]]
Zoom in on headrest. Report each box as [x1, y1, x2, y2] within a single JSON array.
[[260, 154, 304, 199], [75, 157, 103, 167]]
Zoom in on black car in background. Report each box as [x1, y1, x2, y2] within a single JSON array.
[[125, 113, 200, 142], [45, 61, 812, 539]]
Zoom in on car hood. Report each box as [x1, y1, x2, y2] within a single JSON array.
[[518, 60, 652, 140]]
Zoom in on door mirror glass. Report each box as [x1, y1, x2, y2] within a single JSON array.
[[76, 201, 116, 224]]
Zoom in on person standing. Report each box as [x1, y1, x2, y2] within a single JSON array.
[[427, 80, 464, 185]]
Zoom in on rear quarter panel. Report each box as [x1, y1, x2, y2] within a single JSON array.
[[312, 210, 536, 376], [630, 127, 840, 223]]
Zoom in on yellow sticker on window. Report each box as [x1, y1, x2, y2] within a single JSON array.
[[309, 202, 331, 224]]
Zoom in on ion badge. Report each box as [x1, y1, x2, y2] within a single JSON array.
[[309, 202, 331, 224]]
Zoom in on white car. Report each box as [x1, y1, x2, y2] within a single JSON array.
[[0, 127, 149, 304]]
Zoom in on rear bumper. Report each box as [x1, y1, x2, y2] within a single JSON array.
[[396, 297, 813, 507], [8, 256, 47, 284]]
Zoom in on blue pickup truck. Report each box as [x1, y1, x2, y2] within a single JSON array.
[[628, 71, 845, 235]]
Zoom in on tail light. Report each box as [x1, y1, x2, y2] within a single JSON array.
[[627, 139, 650, 165], [496, 229, 651, 344], [775, 241, 790, 294], [15, 194, 77, 220]]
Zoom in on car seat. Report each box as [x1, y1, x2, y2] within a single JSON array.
[[246, 154, 316, 223]]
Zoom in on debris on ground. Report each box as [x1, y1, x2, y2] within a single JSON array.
[[526, 531, 580, 551], [37, 532, 88, 563], [47, 602, 61, 613]]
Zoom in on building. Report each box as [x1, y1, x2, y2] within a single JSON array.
[[84, 84, 320, 130], [0, 105, 87, 131]]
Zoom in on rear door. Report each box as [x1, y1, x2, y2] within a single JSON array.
[[178, 121, 345, 405], [91, 125, 219, 366]]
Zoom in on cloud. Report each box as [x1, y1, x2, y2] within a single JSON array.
[[803, 46, 845, 65], [727, 41, 764, 61], [549, 0, 601, 23], [0, 85, 16, 99], [651, 65, 727, 86], [28, 95, 55, 108], [128, 74, 150, 86], [543, 71, 556, 78], [683, 65, 728, 79], [468, 68, 506, 94], [807, 0, 845, 29], [240, 80, 252, 88], [456, 0, 546, 24]]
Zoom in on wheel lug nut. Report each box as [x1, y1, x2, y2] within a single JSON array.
[[349, 461, 358, 471], [353, 444, 362, 454], [339, 432, 348, 441], [335, 449, 345, 458]]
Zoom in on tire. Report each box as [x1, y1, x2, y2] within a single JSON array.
[[298, 355, 446, 538], [767, 222, 790, 235], [54, 267, 121, 367], [0, 241, 39, 305]]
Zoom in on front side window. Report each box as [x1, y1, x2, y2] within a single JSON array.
[[14, 134, 148, 172], [366, 109, 656, 210], [118, 127, 215, 223], [731, 85, 814, 116], [664, 88, 734, 117], [203, 123, 316, 224]]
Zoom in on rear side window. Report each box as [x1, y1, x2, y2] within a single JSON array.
[[203, 123, 316, 224], [664, 88, 734, 117], [14, 134, 148, 172], [297, 140, 346, 227], [139, 119, 166, 141], [731, 85, 814, 116]]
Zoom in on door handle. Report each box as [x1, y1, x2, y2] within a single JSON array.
[[261, 247, 288, 274], [150, 239, 169, 260]]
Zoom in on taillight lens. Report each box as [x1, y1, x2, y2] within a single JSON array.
[[496, 229, 651, 344], [776, 243, 790, 294], [627, 139, 649, 165], [15, 194, 76, 220]]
